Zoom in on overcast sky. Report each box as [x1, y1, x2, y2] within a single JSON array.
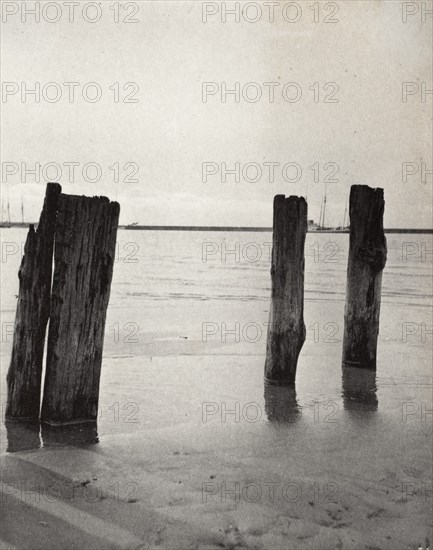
[[1, 0, 432, 227]]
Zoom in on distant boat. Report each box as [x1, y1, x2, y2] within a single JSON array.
[[21, 192, 25, 224], [0, 193, 29, 228], [316, 188, 350, 232], [335, 193, 350, 231], [122, 192, 354, 233], [318, 187, 330, 229], [307, 219, 320, 231], [0, 196, 11, 228]]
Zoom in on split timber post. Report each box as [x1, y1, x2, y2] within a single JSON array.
[[342, 185, 387, 370], [6, 183, 61, 421], [264, 195, 307, 386], [41, 193, 120, 425]]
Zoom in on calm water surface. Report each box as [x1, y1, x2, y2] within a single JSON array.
[[1, 229, 431, 452]]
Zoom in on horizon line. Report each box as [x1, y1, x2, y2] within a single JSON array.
[[1, 222, 432, 234]]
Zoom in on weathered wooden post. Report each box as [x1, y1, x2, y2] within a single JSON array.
[[342, 185, 387, 369], [41, 423, 99, 447], [264, 195, 307, 385], [5, 421, 41, 453], [264, 384, 301, 423], [6, 183, 61, 420], [342, 366, 378, 411], [41, 193, 120, 425]]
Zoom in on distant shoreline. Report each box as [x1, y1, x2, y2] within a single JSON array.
[[1, 223, 432, 234], [121, 226, 432, 234]]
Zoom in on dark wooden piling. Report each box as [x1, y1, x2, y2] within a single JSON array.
[[342, 185, 387, 369], [6, 183, 61, 421], [264, 195, 307, 385], [5, 421, 41, 452], [41, 194, 120, 425], [342, 366, 378, 411], [264, 383, 301, 422], [41, 423, 99, 448]]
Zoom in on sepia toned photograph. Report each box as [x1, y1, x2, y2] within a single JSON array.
[[0, 1, 432, 549]]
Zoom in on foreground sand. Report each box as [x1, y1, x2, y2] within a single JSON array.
[[1, 345, 432, 550], [1, 411, 431, 550]]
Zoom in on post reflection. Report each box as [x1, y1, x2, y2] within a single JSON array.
[[5, 421, 41, 453], [342, 366, 378, 411], [264, 383, 301, 423], [41, 422, 99, 448]]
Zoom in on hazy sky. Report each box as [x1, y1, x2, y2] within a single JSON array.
[[1, 0, 432, 227]]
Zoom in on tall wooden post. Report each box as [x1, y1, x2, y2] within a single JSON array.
[[5, 421, 41, 453], [342, 185, 387, 369], [41, 194, 120, 425], [342, 366, 378, 411], [264, 195, 307, 385], [6, 183, 61, 420], [41, 423, 99, 447], [264, 384, 301, 423]]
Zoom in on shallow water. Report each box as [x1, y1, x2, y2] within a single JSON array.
[[0, 229, 432, 452]]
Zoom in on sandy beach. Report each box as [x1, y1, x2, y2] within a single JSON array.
[[1, 365, 431, 550], [1, 230, 432, 549]]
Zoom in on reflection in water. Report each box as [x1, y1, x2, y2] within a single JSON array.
[[264, 383, 301, 423], [41, 422, 99, 448], [5, 421, 41, 452], [5, 421, 99, 452], [342, 366, 378, 411]]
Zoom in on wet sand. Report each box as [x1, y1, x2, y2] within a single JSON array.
[[1, 419, 431, 549], [1, 353, 432, 550]]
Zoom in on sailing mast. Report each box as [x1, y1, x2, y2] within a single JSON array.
[[319, 183, 328, 229], [1, 186, 12, 227], [322, 192, 327, 228], [342, 193, 348, 228]]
